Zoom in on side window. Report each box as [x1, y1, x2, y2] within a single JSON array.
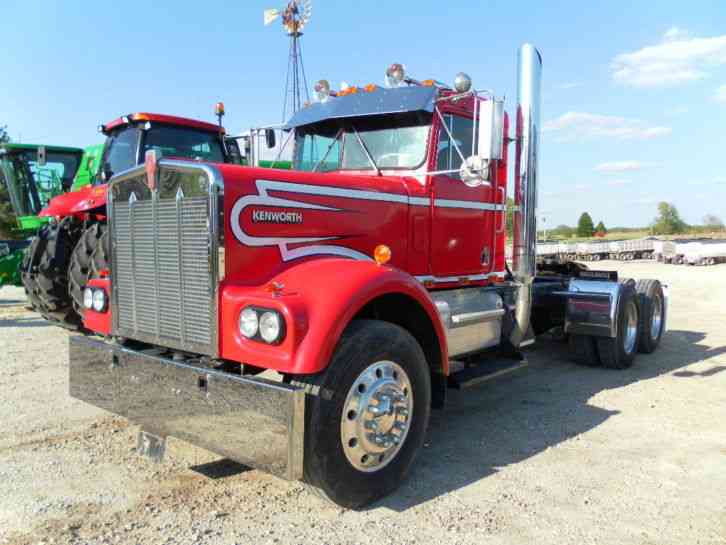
[[295, 134, 339, 172], [436, 115, 474, 179]]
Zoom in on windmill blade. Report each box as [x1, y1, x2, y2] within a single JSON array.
[[263, 8, 281, 25]]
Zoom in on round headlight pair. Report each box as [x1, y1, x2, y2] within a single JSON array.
[[83, 287, 108, 312], [238, 307, 284, 344]]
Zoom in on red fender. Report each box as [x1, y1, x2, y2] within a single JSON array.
[[39, 184, 108, 219], [219, 258, 448, 375]]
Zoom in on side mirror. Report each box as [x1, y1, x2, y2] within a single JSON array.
[[462, 99, 504, 187], [265, 129, 276, 149], [37, 146, 47, 166]]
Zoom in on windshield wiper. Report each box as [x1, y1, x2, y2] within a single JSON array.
[[351, 125, 381, 176], [312, 128, 343, 173]]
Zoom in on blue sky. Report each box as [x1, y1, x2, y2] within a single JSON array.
[[1, 0, 725, 227]]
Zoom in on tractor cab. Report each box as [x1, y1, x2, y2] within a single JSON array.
[[0, 143, 85, 233], [96, 113, 241, 183]]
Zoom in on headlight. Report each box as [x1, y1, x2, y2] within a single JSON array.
[[259, 311, 282, 344], [239, 307, 259, 338], [92, 289, 107, 312], [83, 287, 94, 309]]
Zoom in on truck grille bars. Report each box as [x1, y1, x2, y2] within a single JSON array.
[[109, 162, 222, 357]]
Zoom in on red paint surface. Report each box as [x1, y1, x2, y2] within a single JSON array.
[[103, 113, 222, 134], [219, 258, 448, 375], [39, 184, 108, 218]]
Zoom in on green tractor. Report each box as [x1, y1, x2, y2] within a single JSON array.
[[0, 143, 102, 288]]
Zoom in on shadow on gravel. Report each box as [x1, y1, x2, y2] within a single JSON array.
[[191, 459, 252, 479], [375, 328, 720, 511], [0, 316, 51, 328]]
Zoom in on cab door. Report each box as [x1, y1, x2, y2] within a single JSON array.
[[429, 113, 496, 278]]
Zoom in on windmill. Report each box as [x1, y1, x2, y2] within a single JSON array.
[[264, 0, 313, 122]]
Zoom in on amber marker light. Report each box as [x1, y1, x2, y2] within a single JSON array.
[[215, 102, 225, 116], [364, 83, 378, 93], [374, 245, 392, 265]]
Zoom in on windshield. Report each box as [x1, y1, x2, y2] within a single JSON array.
[[294, 112, 431, 172], [0, 155, 42, 216], [100, 124, 226, 181], [18, 150, 82, 194], [142, 125, 225, 164]]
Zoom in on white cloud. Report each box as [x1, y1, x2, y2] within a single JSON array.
[[607, 179, 633, 186], [594, 161, 656, 173], [715, 84, 726, 103], [663, 27, 689, 42], [543, 112, 671, 140], [611, 29, 726, 87]]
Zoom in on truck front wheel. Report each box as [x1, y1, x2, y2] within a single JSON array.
[[292, 319, 431, 509]]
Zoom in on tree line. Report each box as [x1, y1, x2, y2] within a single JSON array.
[[543, 203, 724, 239]]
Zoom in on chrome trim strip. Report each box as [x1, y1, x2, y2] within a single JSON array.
[[451, 308, 505, 325], [415, 271, 506, 284]]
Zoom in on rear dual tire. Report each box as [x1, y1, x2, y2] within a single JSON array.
[[568, 279, 665, 368]]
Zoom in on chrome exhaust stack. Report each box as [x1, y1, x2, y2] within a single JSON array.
[[509, 43, 542, 347]]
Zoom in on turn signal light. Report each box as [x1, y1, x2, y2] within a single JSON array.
[[374, 244, 392, 265]]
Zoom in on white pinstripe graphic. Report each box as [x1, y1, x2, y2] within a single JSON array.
[[231, 179, 506, 262]]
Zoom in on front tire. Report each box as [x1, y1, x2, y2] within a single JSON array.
[[292, 319, 431, 509]]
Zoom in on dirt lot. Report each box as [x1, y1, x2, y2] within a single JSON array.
[[1, 261, 725, 545]]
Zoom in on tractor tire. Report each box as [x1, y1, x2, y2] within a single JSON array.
[[291, 319, 431, 509], [635, 279, 665, 354], [568, 334, 600, 367], [33, 216, 84, 330], [21, 234, 43, 311], [596, 281, 640, 369], [68, 222, 107, 315]]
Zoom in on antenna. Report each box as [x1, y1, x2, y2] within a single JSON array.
[[264, 0, 312, 122]]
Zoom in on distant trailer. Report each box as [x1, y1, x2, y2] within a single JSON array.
[[683, 241, 726, 266]]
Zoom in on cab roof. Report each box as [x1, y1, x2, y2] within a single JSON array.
[[101, 113, 223, 135], [0, 143, 85, 155]]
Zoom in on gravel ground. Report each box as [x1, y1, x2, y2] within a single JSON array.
[[1, 261, 725, 545]]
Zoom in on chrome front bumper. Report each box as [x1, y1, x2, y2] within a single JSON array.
[[69, 336, 305, 480]]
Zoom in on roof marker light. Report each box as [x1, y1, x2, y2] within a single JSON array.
[[454, 72, 472, 93], [385, 63, 405, 87], [314, 79, 333, 102], [364, 83, 378, 93]]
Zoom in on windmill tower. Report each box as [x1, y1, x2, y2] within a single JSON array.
[[264, 0, 313, 122]]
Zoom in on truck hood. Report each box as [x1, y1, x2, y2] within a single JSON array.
[[39, 184, 108, 218], [218, 165, 420, 285]]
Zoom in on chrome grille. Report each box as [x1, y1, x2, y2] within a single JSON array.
[[109, 163, 220, 356]]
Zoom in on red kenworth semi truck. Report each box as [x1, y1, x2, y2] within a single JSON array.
[[69, 45, 667, 508]]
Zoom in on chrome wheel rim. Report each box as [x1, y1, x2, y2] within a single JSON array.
[[650, 294, 663, 340], [340, 360, 413, 473], [624, 300, 638, 354]]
